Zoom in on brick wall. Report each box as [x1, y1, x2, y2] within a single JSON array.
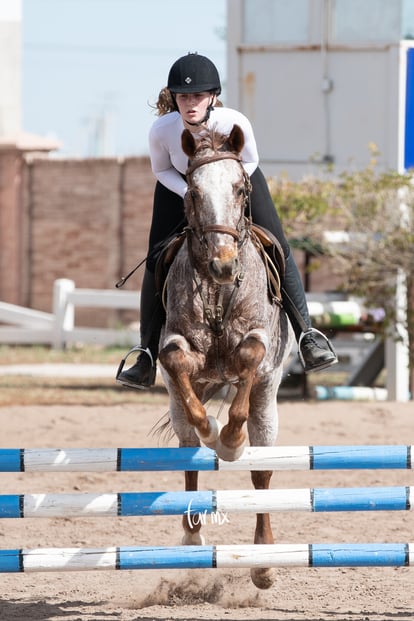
[[0, 150, 24, 304], [19, 155, 154, 326]]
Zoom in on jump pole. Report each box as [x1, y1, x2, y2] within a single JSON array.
[[0, 486, 412, 518], [0, 445, 412, 472], [1, 544, 413, 573]]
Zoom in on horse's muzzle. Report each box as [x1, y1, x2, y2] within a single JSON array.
[[208, 256, 240, 284]]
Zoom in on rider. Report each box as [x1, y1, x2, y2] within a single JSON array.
[[116, 52, 337, 389]]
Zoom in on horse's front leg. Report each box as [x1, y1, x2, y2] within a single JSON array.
[[217, 334, 266, 461], [159, 340, 221, 448]]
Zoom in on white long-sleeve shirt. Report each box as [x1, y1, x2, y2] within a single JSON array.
[[148, 107, 259, 198]]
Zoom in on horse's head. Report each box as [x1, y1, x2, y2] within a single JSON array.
[[182, 124, 250, 285]]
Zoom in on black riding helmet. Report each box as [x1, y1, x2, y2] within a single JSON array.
[[167, 52, 221, 95]]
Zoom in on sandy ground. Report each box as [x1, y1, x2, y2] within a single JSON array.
[[0, 396, 413, 621]]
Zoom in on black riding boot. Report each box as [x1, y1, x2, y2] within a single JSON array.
[[116, 269, 164, 389], [283, 253, 337, 373]]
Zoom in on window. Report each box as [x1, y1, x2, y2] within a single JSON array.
[[332, 0, 401, 42], [243, 0, 309, 44], [402, 0, 414, 39]]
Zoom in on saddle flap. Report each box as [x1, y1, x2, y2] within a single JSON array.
[[154, 231, 186, 295], [250, 224, 285, 303]]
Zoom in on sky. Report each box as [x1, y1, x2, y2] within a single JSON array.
[[22, 0, 227, 157]]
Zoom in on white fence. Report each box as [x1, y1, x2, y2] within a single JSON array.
[[0, 279, 410, 401], [0, 279, 139, 349]]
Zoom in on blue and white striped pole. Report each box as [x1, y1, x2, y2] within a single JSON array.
[[0, 544, 413, 573], [0, 445, 412, 473], [0, 486, 412, 518]]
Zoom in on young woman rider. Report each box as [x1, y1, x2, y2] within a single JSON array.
[[116, 53, 337, 389]]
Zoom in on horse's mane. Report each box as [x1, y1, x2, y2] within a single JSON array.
[[194, 128, 234, 155]]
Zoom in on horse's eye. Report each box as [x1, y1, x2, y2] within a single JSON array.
[[236, 186, 245, 198]]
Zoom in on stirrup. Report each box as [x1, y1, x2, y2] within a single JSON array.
[[297, 328, 337, 371], [116, 345, 154, 380]]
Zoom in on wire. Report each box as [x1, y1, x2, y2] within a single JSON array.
[[23, 42, 224, 57]]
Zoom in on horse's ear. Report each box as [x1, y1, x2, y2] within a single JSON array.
[[227, 124, 245, 154], [181, 129, 197, 157]]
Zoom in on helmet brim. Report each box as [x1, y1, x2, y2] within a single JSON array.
[[169, 85, 221, 95]]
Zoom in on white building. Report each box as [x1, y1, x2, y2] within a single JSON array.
[[227, 0, 412, 401], [227, 0, 414, 179]]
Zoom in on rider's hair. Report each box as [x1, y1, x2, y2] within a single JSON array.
[[152, 87, 223, 117]]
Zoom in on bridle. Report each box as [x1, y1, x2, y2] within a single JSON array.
[[185, 151, 252, 248], [183, 150, 253, 350]]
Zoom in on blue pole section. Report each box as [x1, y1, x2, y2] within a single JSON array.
[[117, 545, 215, 570], [311, 446, 410, 470], [0, 550, 22, 572], [313, 487, 410, 512], [0, 495, 22, 518], [119, 491, 214, 516], [0, 449, 21, 472], [119, 447, 217, 471], [310, 544, 409, 567]]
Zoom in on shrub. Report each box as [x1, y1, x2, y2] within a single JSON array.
[[269, 151, 414, 394]]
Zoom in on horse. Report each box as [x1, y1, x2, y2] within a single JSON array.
[[158, 124, 294, 589]]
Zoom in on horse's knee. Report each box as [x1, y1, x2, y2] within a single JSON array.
[[159, 342, 180, 368], [160, 339, 201, 378], [159, 342, 191, 376], [236, 337, 266, 377]]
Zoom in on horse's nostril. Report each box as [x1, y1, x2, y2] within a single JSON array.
[[209, 258, 222, 278], [209, 257, 239, 283]]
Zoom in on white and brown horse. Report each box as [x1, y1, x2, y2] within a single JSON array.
[[159, 125, 293, 589]]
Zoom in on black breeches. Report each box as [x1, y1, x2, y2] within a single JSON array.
[[146, 168, 290, 272], [249, 168, 290, 257], [146, 182, 187, 272]]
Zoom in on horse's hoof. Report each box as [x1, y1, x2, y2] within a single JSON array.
[[250, 567, 275, 590], [195, 415, 222, 450], [182, 532, 206, 545], [215, 436, 245, 462]]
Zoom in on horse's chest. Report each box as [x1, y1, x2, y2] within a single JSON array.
[[168, 277, 254, 334], [165, 255, 274, 364]]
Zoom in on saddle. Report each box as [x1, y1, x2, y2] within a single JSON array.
[[154, 224, 285, 306]]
